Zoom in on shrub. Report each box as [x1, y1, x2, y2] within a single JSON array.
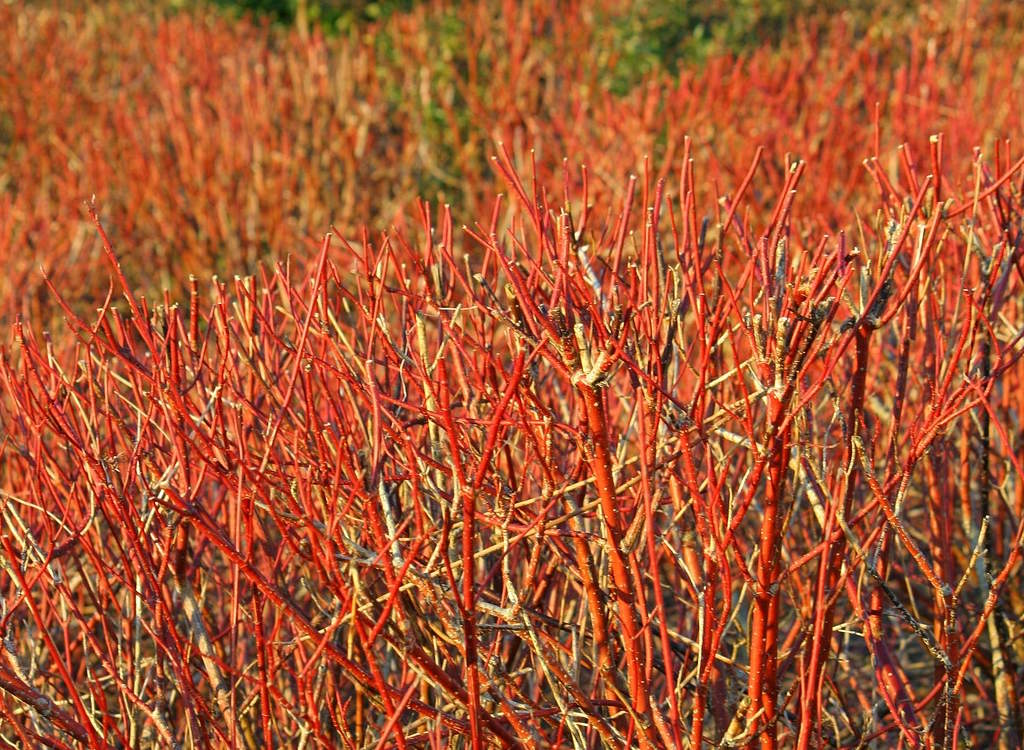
[[3, 135, 1024, 746], [4, 0, 1022, 326], [3, 1, 1024, 748]]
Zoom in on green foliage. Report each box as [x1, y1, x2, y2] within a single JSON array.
[[600, 0, 879, 93], [208, 0, 418, 30]]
